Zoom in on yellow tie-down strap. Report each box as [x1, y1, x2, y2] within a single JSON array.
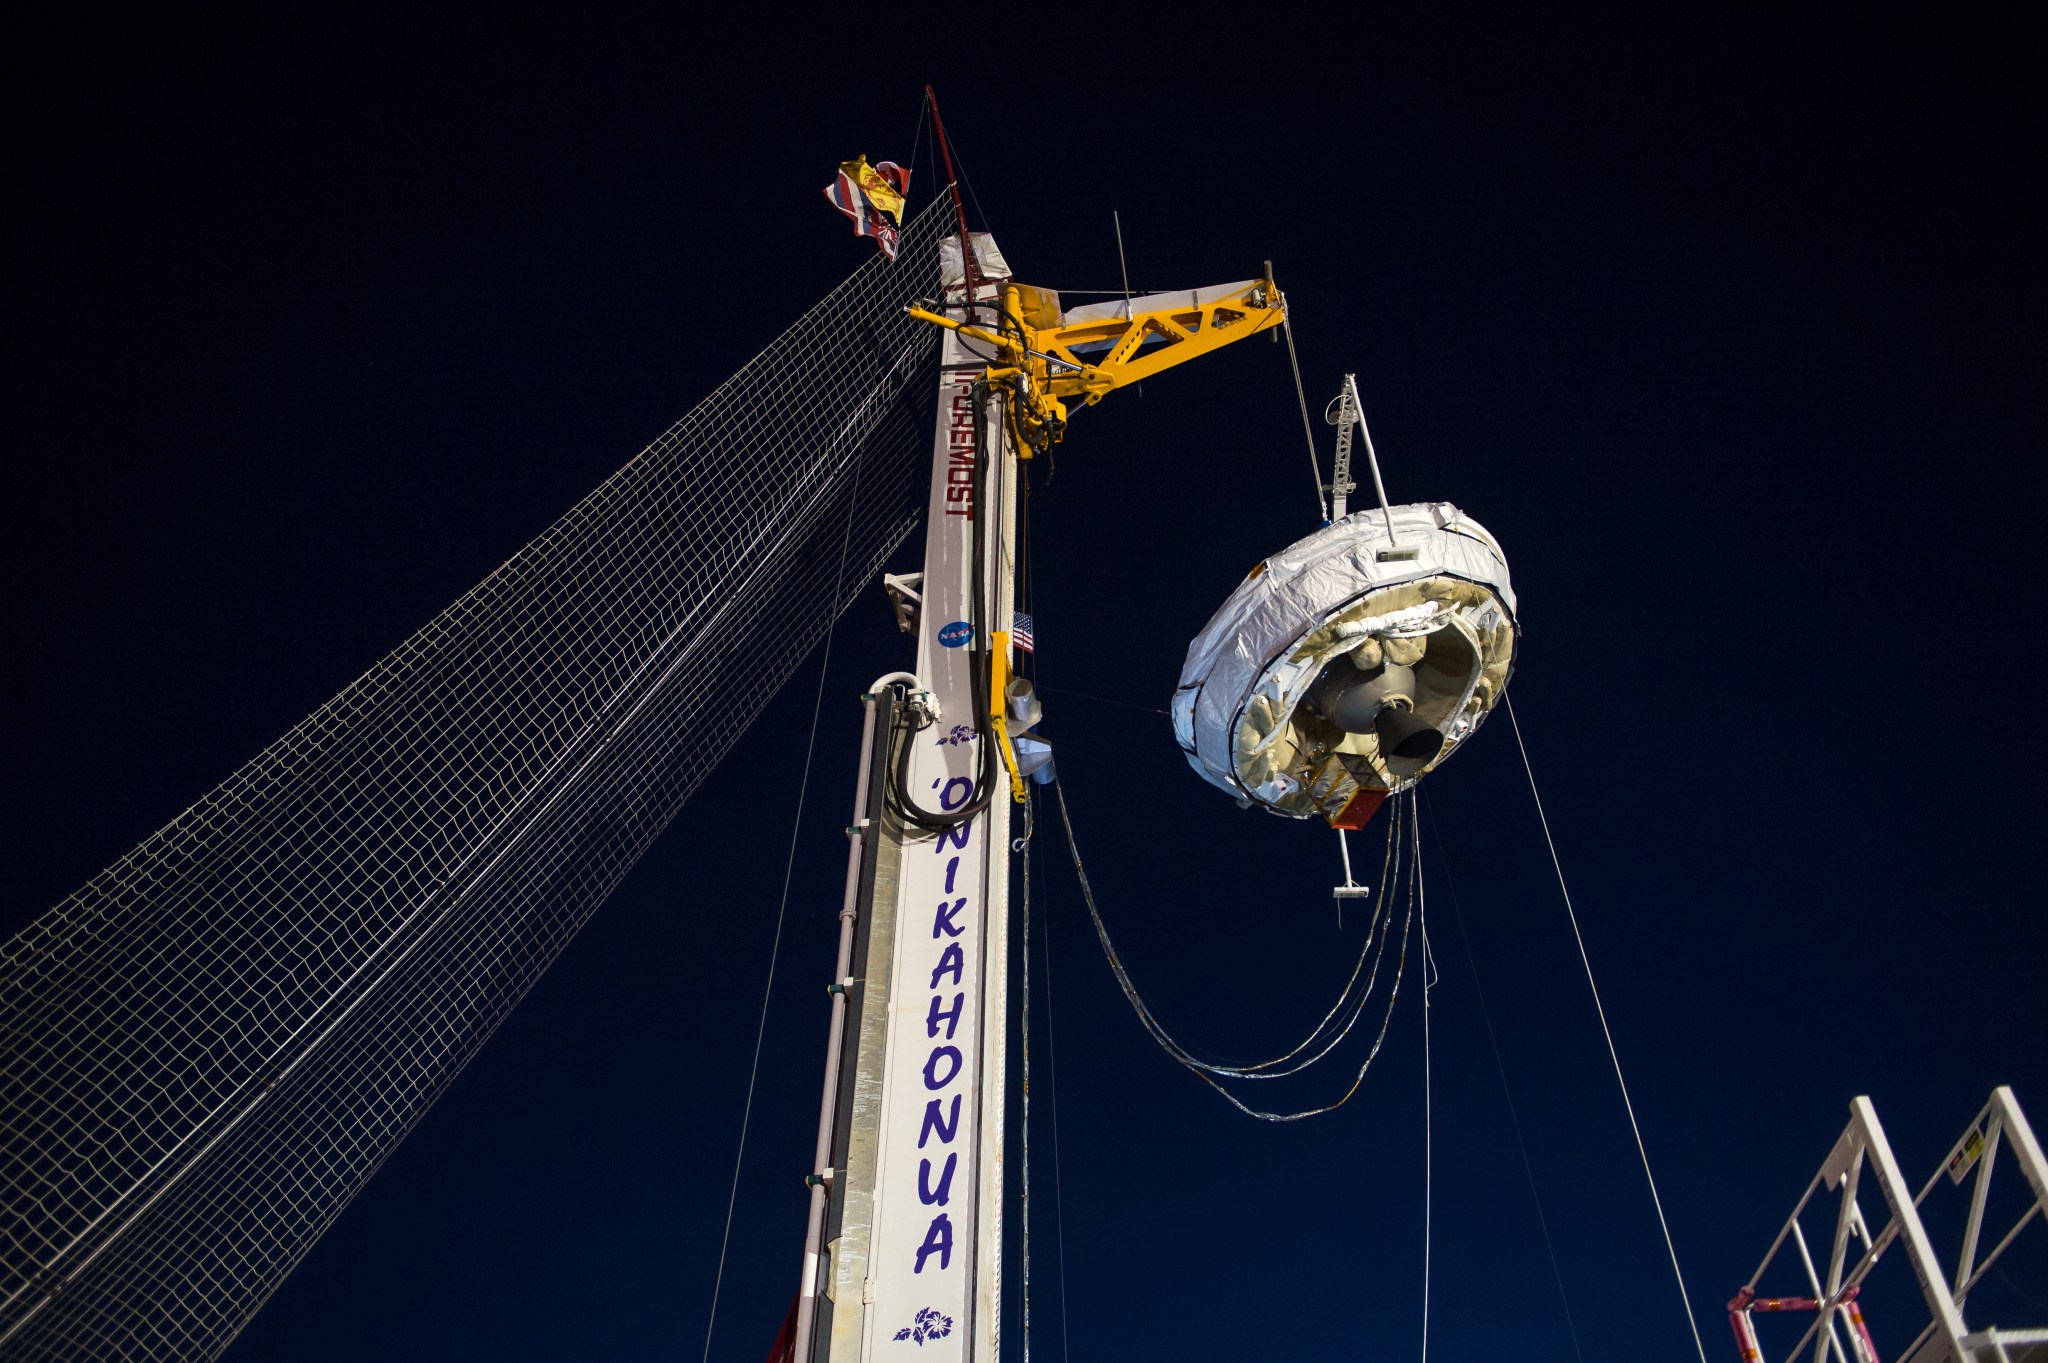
[[988, 631, 1028, 804]]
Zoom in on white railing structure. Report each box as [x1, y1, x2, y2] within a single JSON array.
[[1729, 1086, 2047, 1363]]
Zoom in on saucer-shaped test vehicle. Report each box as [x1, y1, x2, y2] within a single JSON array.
[[1173, 502, 1517, 828]]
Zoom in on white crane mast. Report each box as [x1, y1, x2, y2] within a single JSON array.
[[795, 233, 1020, 1363]]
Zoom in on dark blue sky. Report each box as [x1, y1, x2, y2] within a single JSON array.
[[6, 9, 2043, 1360]]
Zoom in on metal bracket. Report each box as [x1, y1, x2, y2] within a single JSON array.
[[883, 573, 923, 636], [1333, 828, 1373, 900]]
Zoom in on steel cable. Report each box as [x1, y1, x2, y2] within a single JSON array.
[[1423, 790, 1589, 1363], [1505, 695, 1709, 1363], [1056, 778, 1403, 1080], [699, 343, 880, 1363], [1281, 303, 1329, 522]]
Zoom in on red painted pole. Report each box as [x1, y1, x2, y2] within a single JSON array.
[[924, 85, 978, 301]]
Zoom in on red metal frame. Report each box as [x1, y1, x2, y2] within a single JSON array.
[[1727, 1284, 1881, 1363]]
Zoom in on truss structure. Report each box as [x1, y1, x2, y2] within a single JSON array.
[[1730, 1086, 2047, 1363]]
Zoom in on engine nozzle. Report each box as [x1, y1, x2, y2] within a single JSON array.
[[1306, 658, 1445, 776], [1373, 704, 1445, 775]]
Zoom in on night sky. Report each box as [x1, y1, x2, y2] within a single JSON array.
[[6, 10, 2043, 1360]]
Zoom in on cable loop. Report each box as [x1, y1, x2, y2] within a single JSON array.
[[1052, 777, 1421, 1121]]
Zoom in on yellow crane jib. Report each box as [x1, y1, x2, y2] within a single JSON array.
[[907, 270, 1286, 801], [906, 275, 1286, 455]]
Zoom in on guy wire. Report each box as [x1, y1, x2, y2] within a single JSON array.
[[1281, 304, 1329, 522], [699, 413, 873, 1363], [1424, 788, 1588, 1363], [1506, 695, 1708, 1363]]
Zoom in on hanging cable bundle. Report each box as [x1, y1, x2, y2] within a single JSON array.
[[1052, 778, 1424, 1121]]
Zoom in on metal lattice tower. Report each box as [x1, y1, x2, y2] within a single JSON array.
[[0, 199, 950, 1361]]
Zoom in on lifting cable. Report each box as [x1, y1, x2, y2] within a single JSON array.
[[1021, 499, 1076, 1363], [1035, 814, 1076, 1363], [1281, 303, 1330, 523], [1418, 807, 1437, 1363], [1051, 777, 1422, 1121], [1505, 695, 1710, 1363], [1425, 790, 1589, 1363], [904, 93, 930, 211], [1017, 794, 1035, 1363]]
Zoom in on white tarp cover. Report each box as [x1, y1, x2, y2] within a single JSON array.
[[1173, 502, 1518, 819], [937, 232, 1013, 288], [1059, 280, 1262, 327]]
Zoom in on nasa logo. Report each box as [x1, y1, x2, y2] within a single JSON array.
[[938, 621, 973, 649]]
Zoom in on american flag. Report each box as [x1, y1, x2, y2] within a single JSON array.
[[1011, 613, 1035, 653]]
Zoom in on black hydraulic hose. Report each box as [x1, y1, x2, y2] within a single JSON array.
[[886, 701, 995, 831], [891, 378, 1000, 831], [911, 294, 1057, 454]]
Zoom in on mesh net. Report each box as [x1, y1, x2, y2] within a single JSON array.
[[0, 199, 950, 1361]]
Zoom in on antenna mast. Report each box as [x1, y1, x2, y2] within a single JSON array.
[[1327, 373, 1397, 542], [1328, 379, 1358, 519]]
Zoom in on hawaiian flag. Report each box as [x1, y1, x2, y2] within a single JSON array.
[[824, 156, 910, 260], [1012, 612, 1035, 653]]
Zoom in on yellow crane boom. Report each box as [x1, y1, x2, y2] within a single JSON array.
[[907, 274, 1287, 454]]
